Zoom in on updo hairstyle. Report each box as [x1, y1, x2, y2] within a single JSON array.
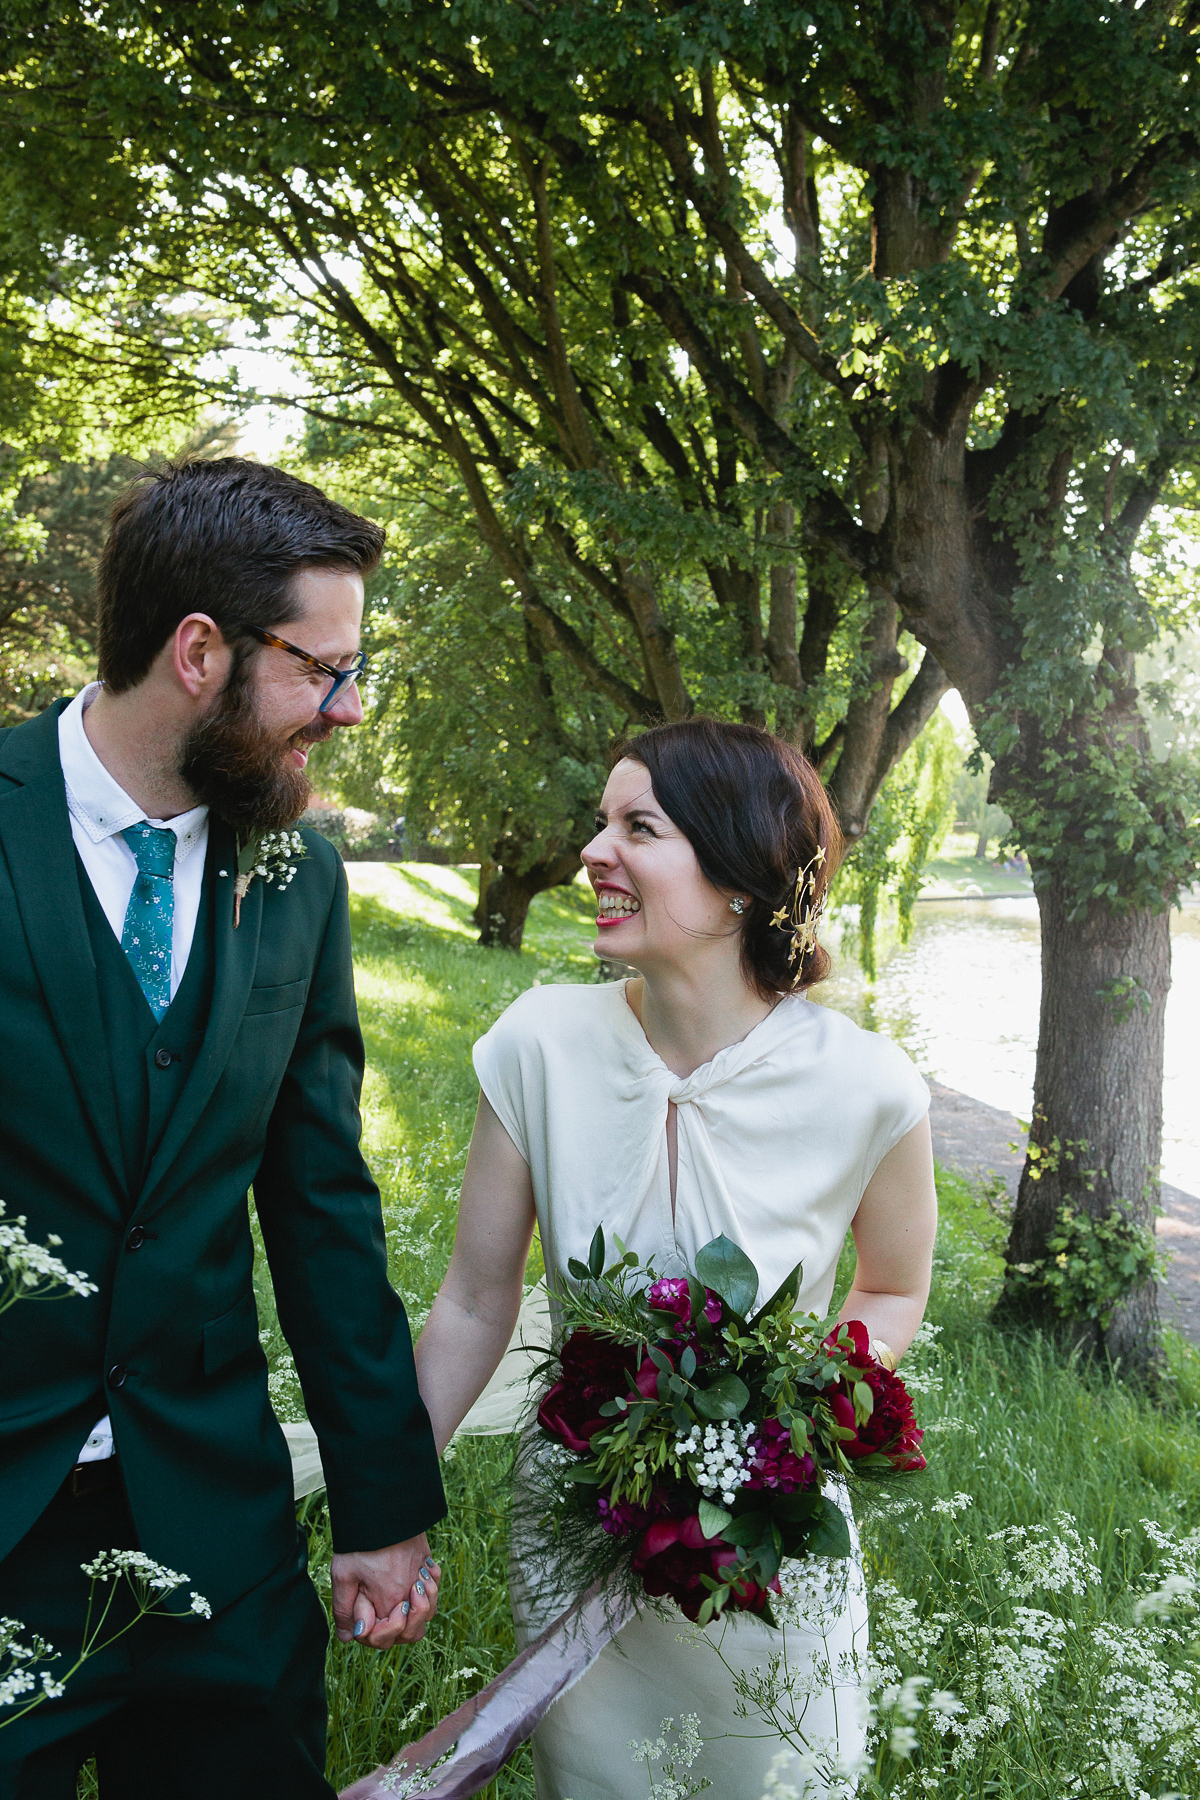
[[615, 718, 843, 998]]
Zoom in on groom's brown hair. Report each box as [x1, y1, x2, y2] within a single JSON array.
[[96, 457, 384, 692]]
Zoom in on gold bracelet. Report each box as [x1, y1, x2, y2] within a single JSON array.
[[870, 1337, 898, 1371]]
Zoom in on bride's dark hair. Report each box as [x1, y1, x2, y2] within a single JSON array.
[[614, 718, 843, 998]]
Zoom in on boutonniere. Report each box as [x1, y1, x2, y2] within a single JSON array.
[[233, 829, 307, 927]]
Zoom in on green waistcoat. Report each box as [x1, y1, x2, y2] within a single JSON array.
[[75, 846, 216, 1202]]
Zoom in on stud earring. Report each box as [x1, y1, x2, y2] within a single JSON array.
[[729, 896, 746, 914]]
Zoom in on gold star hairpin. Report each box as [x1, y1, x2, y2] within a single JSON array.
[[770, 844, 828, 986]]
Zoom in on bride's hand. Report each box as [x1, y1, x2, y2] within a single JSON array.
[[332, 1536, 442, 1649]]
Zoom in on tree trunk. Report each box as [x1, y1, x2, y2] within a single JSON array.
[[477, 849, 582, 951], [473, 857, 497, 932], [999, 874, 1171, 1371]]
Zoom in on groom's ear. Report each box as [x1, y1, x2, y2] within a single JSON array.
[[171, 614, 235, 703]]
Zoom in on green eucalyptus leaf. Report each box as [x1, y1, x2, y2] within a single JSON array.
[[749, 1259, 803, 1326], [697, 1499, 733, 1541], [721, 1510, 770, 1550], [692, 1371, 751, 1420], [805, 1498, 853, 1560], [694, 1234, 760, 1319]]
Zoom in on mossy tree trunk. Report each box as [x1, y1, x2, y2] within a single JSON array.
[[1001, 877, 1171, 1370]]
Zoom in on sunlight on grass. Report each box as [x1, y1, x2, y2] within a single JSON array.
[[346, 861, 481, 933]]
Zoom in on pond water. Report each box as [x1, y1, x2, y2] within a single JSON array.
[[819, 896, 1200, 1199]]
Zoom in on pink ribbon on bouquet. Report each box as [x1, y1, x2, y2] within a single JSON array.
[[338, 1577, 635, 1800]]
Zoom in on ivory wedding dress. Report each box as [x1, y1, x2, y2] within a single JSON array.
[[472, 980, 929, 1800]]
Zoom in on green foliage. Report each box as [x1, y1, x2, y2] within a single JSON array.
[[986, 697, 1200, 918], [0, 452, 130, 722], [1010, 1202, 1168, 1333], [831, 705, 959, 979]]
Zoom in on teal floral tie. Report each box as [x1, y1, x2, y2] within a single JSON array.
[[120, 823, 176, 1021]]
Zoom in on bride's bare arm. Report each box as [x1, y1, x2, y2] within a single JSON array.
[[838, 1115, 938, 1362], [415, 1094, 537, 1454]]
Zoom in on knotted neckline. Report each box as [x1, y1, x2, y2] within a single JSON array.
[[610, 981, 810, 1104]]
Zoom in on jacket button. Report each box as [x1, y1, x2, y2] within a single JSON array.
[[125, 1226, 146, 1252], [108, 1364, 128, 1388], [154, 1048, 173, 1070]]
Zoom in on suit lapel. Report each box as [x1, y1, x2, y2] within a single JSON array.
[[0, 704, 126, 1200], [136, 818, 262, 1214]]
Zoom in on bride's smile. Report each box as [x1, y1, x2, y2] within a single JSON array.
[[582, 756, 744, 972], [593, 884, 641, 923]]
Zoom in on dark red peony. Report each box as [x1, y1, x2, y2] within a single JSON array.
[[745, 1416, 816, 1493], [631, 1514, 777, 1621], [537, 1329, 641, 1455], [822, 1320, 926, 1471]]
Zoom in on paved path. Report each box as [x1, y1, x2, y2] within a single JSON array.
[[928, 1081, 1200, 1342]]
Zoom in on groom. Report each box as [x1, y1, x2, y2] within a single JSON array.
[[0, 459, 445, 1798]]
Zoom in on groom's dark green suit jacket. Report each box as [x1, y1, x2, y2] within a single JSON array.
[[0, 702, 445, 1612]]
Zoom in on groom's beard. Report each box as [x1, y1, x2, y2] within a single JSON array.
[[178, 673, 330, 835]]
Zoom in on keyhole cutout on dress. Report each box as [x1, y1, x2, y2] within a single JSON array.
[[666, 1099, 678, 1223]]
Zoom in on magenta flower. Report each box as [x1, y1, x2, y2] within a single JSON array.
[[647, 1277, 722, 1325], [745, 1417, 816, 1493]]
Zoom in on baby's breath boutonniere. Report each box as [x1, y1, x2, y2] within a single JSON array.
[[233, 829, 307, 928]]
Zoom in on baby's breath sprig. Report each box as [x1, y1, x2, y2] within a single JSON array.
[[233, 828, 307, 927], [769, 844, 828, 986]]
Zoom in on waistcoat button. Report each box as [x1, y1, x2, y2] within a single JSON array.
[[107, 1364, 128, 1388], [154, 1048, 173, 1069]]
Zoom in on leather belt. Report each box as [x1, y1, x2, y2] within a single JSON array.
[[63, 1457, 122, 1499]]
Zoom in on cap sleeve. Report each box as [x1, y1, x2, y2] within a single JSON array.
[[865, 1041, 931, 1185], [472, 999, 535, 1165]]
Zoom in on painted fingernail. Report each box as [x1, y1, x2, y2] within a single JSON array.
[[420, 1565, 431, 1579], [401, 1601, 410, 1616], [353, 1620, 364, 1638], [415, 1582, 425, 1595]]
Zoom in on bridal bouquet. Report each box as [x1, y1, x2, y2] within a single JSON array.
[[530, 1229, 925, 1628]]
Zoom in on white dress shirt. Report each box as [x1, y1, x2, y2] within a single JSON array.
[[58, 683, 210, 1463]]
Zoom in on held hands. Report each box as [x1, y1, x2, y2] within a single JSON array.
[[331, 1534, 441, 1650]]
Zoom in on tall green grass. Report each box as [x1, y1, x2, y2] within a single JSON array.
[[81, 865, 1200, 1795]]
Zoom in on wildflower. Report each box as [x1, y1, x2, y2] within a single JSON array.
[[1133, 1573, 1197, 1624], [1, 1203, 97, 1314]]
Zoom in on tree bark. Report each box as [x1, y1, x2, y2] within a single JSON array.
[[1000, 874, 1171, 1371], [477, 849, 582, 951]]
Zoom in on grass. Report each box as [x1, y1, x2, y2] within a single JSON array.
[[916, 832, 1034, 900], [83, 862, 1200, 1796]]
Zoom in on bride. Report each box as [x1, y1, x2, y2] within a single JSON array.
[[415, 719, 937, 1798]]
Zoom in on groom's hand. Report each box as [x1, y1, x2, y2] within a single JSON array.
[[331, 1535, 441, 1649]]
